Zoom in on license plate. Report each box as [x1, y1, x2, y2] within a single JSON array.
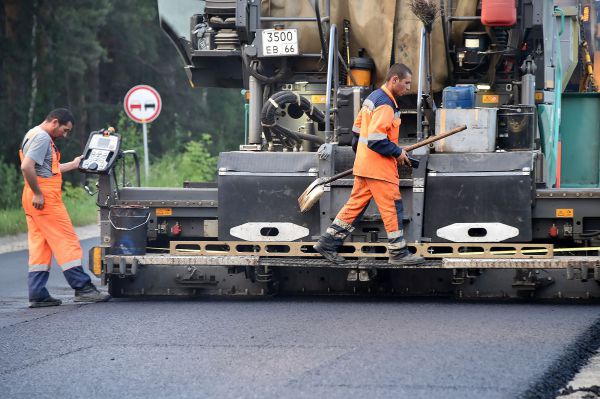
[[261, 29, 298, 57]]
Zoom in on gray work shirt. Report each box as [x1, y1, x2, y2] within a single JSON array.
[[22, 127, 54, 178]]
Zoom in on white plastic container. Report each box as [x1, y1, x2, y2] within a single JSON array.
[[435, 108, 498, 152]]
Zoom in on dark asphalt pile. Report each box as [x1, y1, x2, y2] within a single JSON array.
[[524, 317, 600, 398]]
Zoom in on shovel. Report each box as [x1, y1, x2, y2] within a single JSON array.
[[298, 124, 467, 212]]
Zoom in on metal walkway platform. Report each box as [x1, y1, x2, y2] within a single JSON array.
[[104, 254, 600, 270]]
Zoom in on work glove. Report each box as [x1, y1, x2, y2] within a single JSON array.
[[351, 135, 358, 153]]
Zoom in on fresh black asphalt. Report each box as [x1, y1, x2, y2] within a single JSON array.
[[0, 238, 599, 398]]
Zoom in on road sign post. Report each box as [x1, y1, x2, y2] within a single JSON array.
[[142, 122, 149, 179], [124, 85, 162, 181]]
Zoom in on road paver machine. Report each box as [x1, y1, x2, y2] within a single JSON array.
[[83, 0, 600, 299]]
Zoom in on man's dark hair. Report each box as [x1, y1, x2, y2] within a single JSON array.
[[45, 108, 75, 126], [386, 63, 412, 81]]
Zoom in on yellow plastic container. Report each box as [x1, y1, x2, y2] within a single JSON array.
[[347, 56, 374, 86], [347, 68, 372, 86]]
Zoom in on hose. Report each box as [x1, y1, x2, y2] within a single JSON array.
[[261, 91, 326, 124], [312, 0, 328, 60], [241, 47, 290, 84], [261, 91, 326, 148]]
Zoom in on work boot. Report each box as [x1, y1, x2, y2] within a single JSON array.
[[314, 230, 346, 264], [314, 220, 355, 264], [314, 242, 346, 264], [29, 295, 62, 308], [388, 248, 425, 266], [74, 284, 111, 303]]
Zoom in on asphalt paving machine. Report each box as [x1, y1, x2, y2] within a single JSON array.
[[84, 0, 600, 299]]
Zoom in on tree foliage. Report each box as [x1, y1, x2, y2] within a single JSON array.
[[0, 156, 23, 209], [180, 135, 218, 183], [0, 0, 245, 210], [148, 135, 217, 188]]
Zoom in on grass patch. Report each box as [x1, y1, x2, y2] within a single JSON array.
[[0, 186, 97, 238], [63, 192, 98, 227], [0, 208, 27, 237]]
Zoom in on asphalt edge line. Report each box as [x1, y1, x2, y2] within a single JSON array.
[[520, 317, 600, 399], [0, 345, 93, 377], [0, 303, 86, 331]]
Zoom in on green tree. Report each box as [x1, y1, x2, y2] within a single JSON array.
[[0, 0, 246, 208], [180, 134, 218, 182], [147, 134, 217, 187], [0, 157, 24, 209]]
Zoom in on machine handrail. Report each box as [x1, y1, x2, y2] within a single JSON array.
[[120, 150, 141, 188], [324, 23, 339, 143], [553, 7, 565, 188]]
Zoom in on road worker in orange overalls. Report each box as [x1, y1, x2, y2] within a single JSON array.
[[314, 64, 425, 273], [20, 108, 110, 308]]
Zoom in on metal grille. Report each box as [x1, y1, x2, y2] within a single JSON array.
[[169, 240, 554, 259]]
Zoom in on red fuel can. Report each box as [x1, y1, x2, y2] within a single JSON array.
[[481, 0, 517, 26]]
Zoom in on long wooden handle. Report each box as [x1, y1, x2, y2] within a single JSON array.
[[321, 168, 353, 185], [321, 124, 468, 185], [404, 125, 467, 152]]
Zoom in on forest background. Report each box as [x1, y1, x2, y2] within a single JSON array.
[[0, 0, 245, 235]]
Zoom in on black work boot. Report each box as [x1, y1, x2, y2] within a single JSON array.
[[74, 284, 111, 303], [314, 242, 345, 264], [29, 295, 62, 308], [313, 234, 346, 264], [388, 248, 425, 266]]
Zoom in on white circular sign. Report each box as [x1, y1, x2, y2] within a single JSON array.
[[124, 85, 162, 123]]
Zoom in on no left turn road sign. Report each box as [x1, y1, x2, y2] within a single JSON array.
[[124, 85, 162, 123]]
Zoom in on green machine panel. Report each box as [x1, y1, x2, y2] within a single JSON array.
[[559, 93, 600, 188]]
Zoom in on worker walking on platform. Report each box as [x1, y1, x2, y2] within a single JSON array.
[[20, 108, 110, 308], [314, 64, 425, 267]]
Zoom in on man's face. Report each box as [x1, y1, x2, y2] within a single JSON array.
[[49, 119, 73, 139], [390, 74, 412, 97]]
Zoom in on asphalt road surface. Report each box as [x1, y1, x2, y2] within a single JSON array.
[[1, 238, 600, 399]]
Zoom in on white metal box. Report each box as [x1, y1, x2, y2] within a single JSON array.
[[435, 108, 498, 152]]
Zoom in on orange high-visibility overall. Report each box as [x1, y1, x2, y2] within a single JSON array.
[[326, 85, 406, 249], [352, 85, 402, 185], [20, 130, 83, 274]]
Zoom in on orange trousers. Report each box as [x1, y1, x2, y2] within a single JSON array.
[[337, 176, 403, 232], [22, 175, 83, 272], [333, 176, 405, 248]]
